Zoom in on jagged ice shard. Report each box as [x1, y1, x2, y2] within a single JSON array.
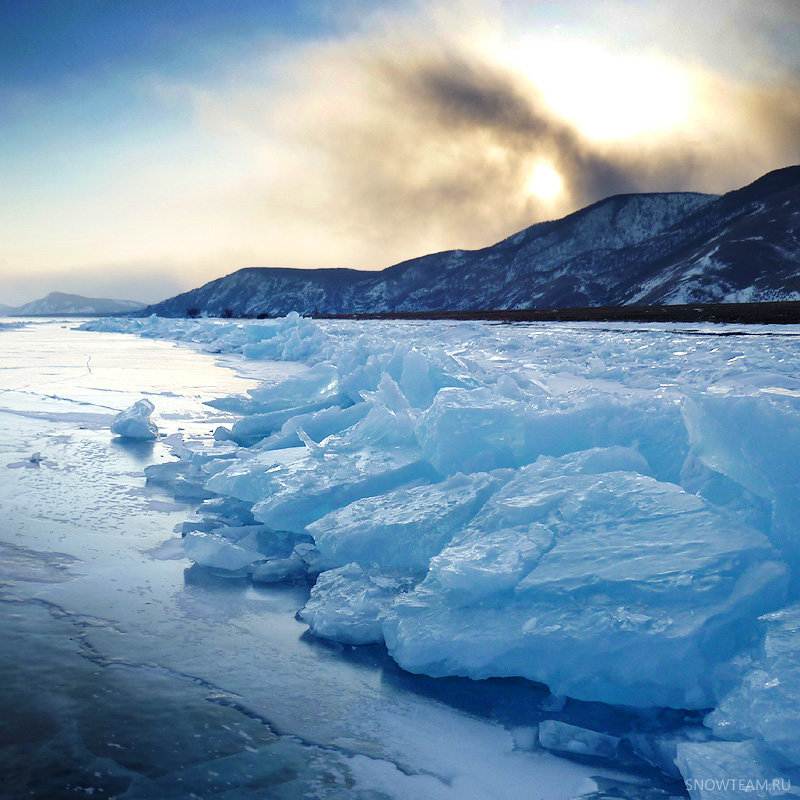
[[110, 398, 159, 440]]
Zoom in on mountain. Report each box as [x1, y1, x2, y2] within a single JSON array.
[[8, 292, 147, 316], [145, 165, 800, 317], [153, 268, 368, 319], [612, 166, 800, 305]]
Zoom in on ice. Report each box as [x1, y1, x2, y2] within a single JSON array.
[[299, 563, 413, 644], [675, 740, 796, 800], [683, 393, 800, 578], [207, 445, 438, 534], [627, 734, 685, 780], [251, 551, 307, 583], [307, 471, 509, 573], [183, 531, 263, 572], [182, 496, 257, 532], [382, 450, 787, 709], [622, 724, 719, 782], [110, 399, 158, 440], [538, 720, 621, 761], [79, 314, 800, 780], [182, 518, 314, 577], [225, 396, 353, 446], [144, 460, 213, 500], [415, 388, 528, 473], [250, 403, 369, 452], [416, 388, 688, 481], [706, 603, 800, 765], [423, 522, 553, 599], [240, 363, 340, 413], [212, 363, 355, 446]]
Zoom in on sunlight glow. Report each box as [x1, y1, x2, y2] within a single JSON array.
[[514, 40, 692, 142], [527, 163, 563, 200]]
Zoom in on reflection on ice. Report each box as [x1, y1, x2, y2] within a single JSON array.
[[110, 435, 156, 462]]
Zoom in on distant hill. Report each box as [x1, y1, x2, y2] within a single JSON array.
[[6, 292, 147, 317], [142, 164, 800, 317]]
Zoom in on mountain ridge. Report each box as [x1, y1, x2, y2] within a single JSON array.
[[4, 292, 147, 317], [144, 165, 800, 317]]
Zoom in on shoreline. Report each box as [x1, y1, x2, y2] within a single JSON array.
[[314, 300, 800, 325]]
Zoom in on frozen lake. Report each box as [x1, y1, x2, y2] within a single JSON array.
[[0, 320, 653, 800]]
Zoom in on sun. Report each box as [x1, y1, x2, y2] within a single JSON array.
[[527, 163, 563, 201]]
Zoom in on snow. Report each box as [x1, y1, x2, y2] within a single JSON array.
[[110, 398, 159, 440], [78, 313, 800, 788]]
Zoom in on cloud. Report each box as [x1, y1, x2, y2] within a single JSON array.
[[587, 0, 800, 83], [176, 2, 798, 273], [8, 0, 796, 302], [184, 40, 661, 265]]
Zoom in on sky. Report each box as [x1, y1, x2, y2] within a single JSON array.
[[1, 0, 799, 305]]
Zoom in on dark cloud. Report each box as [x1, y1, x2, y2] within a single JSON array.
[[380, 47, 652, 199], [271, 41, 707, 258]]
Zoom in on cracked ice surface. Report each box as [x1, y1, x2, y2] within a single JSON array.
[[81, 313, 800, 791]]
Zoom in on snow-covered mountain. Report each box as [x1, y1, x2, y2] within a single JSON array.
[[146, 165, 800, 317], [8, 292, 147, 316]]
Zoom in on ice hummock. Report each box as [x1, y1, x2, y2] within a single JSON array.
[[381, 449, 786, 709], [80, 313, 800, 787], [110, 398, 159, 440]]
